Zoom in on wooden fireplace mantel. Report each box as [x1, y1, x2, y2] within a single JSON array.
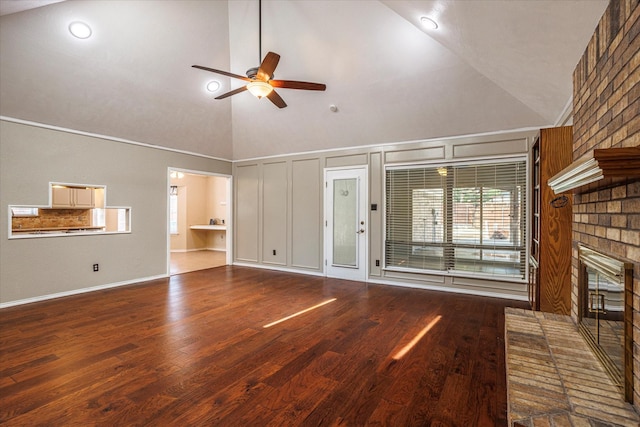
[[548, 146, 640, 194]]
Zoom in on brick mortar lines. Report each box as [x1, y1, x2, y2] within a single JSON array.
[[572, 0, 640, 411], [573, 181, 640, 409]]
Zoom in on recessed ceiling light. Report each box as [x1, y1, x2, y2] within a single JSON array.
[[68, 21, 92, 39], [420, 16, 438, 30], [206, 80, 220, 92]]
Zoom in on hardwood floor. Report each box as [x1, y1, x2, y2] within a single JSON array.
[[0, 266, 528, 426]]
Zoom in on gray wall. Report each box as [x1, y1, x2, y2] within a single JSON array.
[[0, 119, 231, 305], [1, 117, 538, 305], [233, 129, 537, 300]]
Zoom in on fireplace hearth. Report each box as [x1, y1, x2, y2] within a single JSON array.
[[578, 245, 634, 401]]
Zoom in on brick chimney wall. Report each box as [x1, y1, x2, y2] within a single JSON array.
[[572, 0, 640, 408]]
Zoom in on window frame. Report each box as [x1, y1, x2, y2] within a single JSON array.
[[383, 157, 528, 282]]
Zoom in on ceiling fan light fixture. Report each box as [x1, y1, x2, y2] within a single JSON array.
[[246, 80, 273, 99], [420, 16, 438, 30]]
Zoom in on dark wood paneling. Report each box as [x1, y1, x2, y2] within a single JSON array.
[[0, 266, 527, 425], [537, 126, 573, 315]]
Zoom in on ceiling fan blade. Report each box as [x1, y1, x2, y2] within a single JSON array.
[[192, 65, 251, 82], [266, 89, 287, 108], [215, 86, 248, 100], [257, 52, 280, 81], [270, 80, 326, 91]]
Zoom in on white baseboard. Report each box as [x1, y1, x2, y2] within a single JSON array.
[[366, 277, 529, 301], [0, 274, 168, 309], [1, 265, 527, 309], [171, 248, 226, 253], [232, 262, 527, 301], [232, 262, 325, 277]]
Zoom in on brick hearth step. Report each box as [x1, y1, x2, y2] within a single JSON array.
[[505, 308, 639, 426]]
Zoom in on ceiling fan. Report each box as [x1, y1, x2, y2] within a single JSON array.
[[192, 0, 326, 109]]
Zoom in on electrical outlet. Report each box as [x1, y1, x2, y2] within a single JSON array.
[[375, 260, 380, 267], [273, 249, 276, 256], [93, 263, 99, 272]]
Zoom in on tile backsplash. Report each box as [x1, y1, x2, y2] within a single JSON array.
[[12, 209, 91, 230]]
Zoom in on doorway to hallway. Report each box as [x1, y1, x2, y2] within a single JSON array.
[[167, 169, 231, 275]]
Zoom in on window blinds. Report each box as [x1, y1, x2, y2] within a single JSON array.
[[385, 160, 527, 280]]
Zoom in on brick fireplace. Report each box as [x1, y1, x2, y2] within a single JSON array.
[[572, 0, 640, 409]]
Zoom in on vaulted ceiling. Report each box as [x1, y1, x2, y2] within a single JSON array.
[[0, 0, 608, 160]]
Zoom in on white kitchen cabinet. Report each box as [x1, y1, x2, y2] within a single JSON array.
[[52, 187, 95, 208], [73, 188, 94, 207]]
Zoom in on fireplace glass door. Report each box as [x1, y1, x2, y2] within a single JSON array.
[[582, 265, 624, 373], [578, 245, 633, 399]]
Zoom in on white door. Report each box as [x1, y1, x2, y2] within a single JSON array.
[[325, 168, 367, 281]]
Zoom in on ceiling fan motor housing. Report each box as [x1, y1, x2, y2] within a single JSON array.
[[246, 67, 266, 80]]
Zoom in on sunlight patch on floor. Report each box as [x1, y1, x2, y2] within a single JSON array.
[[263, 298, 337, 328], [392, 315, 442, 360]]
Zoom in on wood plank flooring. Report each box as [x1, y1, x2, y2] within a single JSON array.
[[0, 266, 528, 426]]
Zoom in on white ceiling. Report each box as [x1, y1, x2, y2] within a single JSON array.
[[0, 0, 608, 160]]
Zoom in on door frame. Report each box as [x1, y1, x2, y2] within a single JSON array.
[[323, 166, 368, 282], [166, 167, 233, 274]]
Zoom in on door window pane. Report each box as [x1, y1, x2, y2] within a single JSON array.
[[333, 178, 357, 267]]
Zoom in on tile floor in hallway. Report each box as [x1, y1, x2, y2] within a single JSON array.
[[170, 250, 226, 274]]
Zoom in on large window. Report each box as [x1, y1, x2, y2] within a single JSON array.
[[385, 160, 527, 279]]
